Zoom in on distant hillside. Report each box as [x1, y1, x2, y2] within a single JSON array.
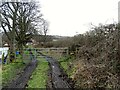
[[32, 34, 69, 42]]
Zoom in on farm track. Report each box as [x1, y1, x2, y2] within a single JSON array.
[[2, 60, 38, 89], [2, 51, 74, 89], [38, 52, 74, 89]]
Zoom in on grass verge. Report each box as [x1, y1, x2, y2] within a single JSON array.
[[0, 64, 2, 89], [2, 61, 26, 87], [26, 57, 49, 88], [59, 56, 75, 77]]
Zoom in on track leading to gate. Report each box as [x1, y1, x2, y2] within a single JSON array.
[[38, 52, 73, 89], [3, 51, 73, 89]]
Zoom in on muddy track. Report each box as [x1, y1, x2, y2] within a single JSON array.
[[2, 52, 74, 89], [2, 60, 38, 89], [37, 51, 74, 89]]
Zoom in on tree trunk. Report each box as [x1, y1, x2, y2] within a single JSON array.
[[19, 44, 24, 63], [9, 42, 15, 62]]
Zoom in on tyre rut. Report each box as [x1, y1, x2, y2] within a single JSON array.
[[44, 55, 73, 89], [2, 60, 38, 89]]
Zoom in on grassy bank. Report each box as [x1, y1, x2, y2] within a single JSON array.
[[2, 61, 26, 86], [2, 53, 31, 87], [0, 64, 2, 88], [27, 57, 49, 88], [58, 56, 75, 78]]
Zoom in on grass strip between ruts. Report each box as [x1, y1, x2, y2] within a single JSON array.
[[27, 57, 49, 88]]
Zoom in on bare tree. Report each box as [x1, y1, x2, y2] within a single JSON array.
[[0, 2, 43, 62], [42, 19, 49, 44], [15, 2, 42, 56], [0, 2, 19, 61]]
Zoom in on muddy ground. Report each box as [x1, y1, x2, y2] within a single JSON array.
[[2, 52, 74, 89], [45, 56, 74, 90], [2, 60, 38, 89]]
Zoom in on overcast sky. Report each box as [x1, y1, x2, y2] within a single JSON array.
[[2, 0, 119, 36], [38, 0, 120, 36]]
